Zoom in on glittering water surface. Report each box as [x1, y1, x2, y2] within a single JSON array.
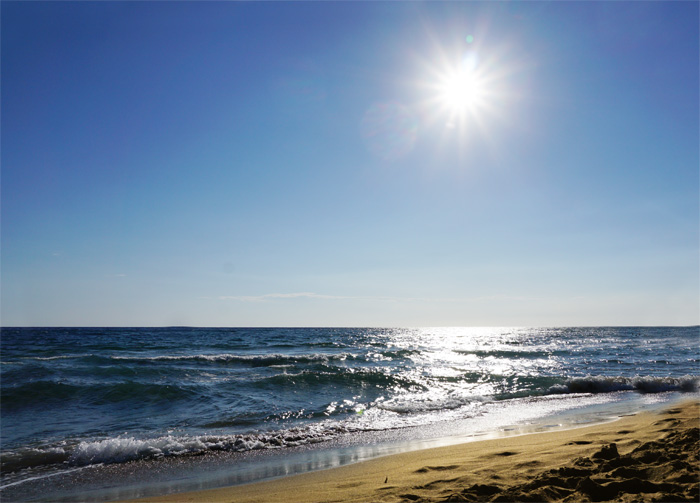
[[1, 326, 698, 500]]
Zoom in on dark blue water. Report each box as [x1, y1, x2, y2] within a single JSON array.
[[1, 327, 698, 500]]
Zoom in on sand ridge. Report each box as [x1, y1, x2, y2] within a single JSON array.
[[126, 401, 699, 503], [433, 406, 699, 502]]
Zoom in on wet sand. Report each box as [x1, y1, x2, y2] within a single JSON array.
[[125, 400, 698, 503]]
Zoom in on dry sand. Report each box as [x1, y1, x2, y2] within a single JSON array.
[[127, 400, 699, 503]]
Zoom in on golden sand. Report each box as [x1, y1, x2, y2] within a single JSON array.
[[126, 400, 699, 503]]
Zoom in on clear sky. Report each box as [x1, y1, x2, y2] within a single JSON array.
[[2, 1, 698, 327]]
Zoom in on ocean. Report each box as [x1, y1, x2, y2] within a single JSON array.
[[1, 326, 698, 502]]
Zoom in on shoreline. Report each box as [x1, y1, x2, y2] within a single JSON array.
[[123, 399, 699, 503]]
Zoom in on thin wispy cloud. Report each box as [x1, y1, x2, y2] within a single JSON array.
[[216, 292, 350, 302], [212, 293, 543, 303]]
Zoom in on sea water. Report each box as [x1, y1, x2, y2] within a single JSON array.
[[1, 326, 698, 501]]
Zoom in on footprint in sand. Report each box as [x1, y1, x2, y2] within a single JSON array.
[[515, 460, 541, 468], [337, 482, 363, 489], [414, 477, 459, 490], [515, 460, 542, 473], [414, 464, 459, 473], [654, 418, 681, 425]]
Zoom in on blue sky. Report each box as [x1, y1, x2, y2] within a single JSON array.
[[2, 1, 698, 327]]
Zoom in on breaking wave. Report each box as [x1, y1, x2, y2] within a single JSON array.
[[548, 375, 698, 395], [1, 426, 344, 474]]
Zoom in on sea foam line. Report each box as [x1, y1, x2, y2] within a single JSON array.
[[0, 465, 97, 490], [1, 427, 342, 473], [109, 353, 351, 364]]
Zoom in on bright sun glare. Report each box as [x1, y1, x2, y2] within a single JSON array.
[[419, 34, 516, 136], [427, 45, 492, 128], [439, 67, 484, 111]]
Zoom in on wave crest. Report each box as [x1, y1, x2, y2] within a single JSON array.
[[548, 375, 698, 395], [1, 427, 342, 474]]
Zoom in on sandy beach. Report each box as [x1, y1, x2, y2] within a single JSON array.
[[125, 400, 698, 503]]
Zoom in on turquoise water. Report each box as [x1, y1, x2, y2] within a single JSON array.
[[1, 326, 698, 501]]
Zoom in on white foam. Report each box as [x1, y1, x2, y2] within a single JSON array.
[[70, 436, 210, 465], [109, 353, 344, 364], [0, 465, 92, 490]]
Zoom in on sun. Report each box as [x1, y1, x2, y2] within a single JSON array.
[[416, 34, 519, 138], [439, 67, 485, 112]]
